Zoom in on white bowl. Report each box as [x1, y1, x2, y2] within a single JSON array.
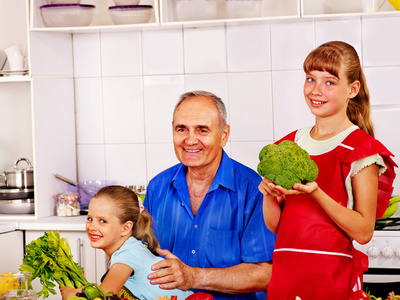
[[40, 4, 96, 27], [113, 0, 140, 5], [108, 5, 153, 25], [45, 0, 81, 4], [174, 0, 217, 21], [225, 0, 261, 18]]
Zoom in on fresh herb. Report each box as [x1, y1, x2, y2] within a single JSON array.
[[19, 230, 89, 298]]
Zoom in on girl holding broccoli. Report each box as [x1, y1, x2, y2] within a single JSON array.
[[259, 41, 397, 300], [61, 185, 193, 300]]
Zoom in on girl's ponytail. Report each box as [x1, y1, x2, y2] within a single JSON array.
[[347, 68, 374, 137]]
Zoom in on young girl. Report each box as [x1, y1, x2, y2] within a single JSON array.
[[61, 185, 194, 300], [259, 41, 397, 300]]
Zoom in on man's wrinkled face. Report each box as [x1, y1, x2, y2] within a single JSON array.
[[172, 97, 229, 171]]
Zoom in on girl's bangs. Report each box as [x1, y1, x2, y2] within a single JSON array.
[[303, 48, 341, 78]]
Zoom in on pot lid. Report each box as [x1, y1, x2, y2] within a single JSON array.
[[5, 158, 33, 173]]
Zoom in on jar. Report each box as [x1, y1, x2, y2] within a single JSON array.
[[55, 192, 80, 216], [130, 185, 146, 202]]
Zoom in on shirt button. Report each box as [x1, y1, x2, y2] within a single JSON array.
[[191, 250, 196, 254], [194, 224, 198, 228], [181, 203, 184, 206]]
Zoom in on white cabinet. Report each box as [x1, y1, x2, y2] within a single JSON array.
[[301, 0, 398, 16], [25, 230, 108, 300], [29, 0, 160, 29], [0, 230, 24, 274]]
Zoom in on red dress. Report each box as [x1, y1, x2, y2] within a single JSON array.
[[267, 128, 397, 300]]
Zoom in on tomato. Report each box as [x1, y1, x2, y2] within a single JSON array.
[[185, 292, 214, 300], [349, 290, 370, 300]]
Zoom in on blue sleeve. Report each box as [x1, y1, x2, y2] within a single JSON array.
[[241, 184, 276, 262]]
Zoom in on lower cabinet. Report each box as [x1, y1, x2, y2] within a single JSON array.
[[24, 230, 108, 300], [0, 230, 24, 274]]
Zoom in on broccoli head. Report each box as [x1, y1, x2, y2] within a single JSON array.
[[257, 140, 318, 189]]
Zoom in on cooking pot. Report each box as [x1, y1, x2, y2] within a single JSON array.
[[1, 158, 34, 189]]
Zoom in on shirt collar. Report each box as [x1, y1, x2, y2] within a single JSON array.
[[171, 149, 236, 193]]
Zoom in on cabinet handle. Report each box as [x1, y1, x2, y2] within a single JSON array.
[[77, 238, 84, 272]]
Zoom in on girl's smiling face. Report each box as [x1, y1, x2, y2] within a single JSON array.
[[303, 68, 359, 119], [86, 196, 132, 257]]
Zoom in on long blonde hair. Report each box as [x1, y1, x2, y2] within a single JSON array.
[[94, 185, 160, 255], [303, 41, 374, 137]]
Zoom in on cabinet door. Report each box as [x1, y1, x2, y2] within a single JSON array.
[[0, 230, 24, 274], [25, 230, 97, 300]]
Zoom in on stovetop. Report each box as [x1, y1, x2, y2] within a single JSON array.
[[375, 217, 400, 231]]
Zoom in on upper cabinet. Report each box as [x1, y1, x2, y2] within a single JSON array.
[[302, 0, 398, 17], [160, 0, 300, 24], [27, 0, 399, 32]]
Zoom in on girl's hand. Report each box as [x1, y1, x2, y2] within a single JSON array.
[[258, 178, 284, 198], [274, 181, 319, 196]]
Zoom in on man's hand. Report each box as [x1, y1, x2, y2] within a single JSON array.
[[148, 248, 198, 291]]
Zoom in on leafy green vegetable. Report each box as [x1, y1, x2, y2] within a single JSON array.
[[19, 230, 89, 298], [83, 284, 103, 300], [257, 140, 318, 189]]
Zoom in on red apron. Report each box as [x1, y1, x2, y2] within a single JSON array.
[[267, 129, 397, 300]]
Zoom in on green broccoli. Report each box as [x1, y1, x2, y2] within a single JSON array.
[[257, 140, 318, 189]]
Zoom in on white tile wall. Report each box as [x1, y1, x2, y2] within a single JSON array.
[[73, 16, 400, 195]]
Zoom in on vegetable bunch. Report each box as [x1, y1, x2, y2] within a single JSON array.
[[19, 230, 89, 298], [257, 140, 318, 190], [72, 283, 122, 300]]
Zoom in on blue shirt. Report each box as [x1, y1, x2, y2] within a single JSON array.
[[145, 150, 276, 300], [111, 237, 194, 300]]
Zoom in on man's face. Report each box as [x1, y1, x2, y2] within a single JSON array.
[[172, 96, 229, 171]]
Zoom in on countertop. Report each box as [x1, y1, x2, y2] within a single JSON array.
[[15, 215, 87, 232], [0, 222, 17, 234]]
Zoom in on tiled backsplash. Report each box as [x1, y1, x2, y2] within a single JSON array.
[[73, 16, 400, 195]]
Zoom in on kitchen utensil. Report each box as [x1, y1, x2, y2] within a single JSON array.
[[0, 290, 37, 300], [1, 158, 34, 189], [0, 272, 31, 291], [46, 0, 81, 3], [40, 4, 96, 27], [68, 180, 118, 210], [0, 188, 34, 200], [174, 0, 217, 21], [108, 5, 153, 25], [53, 174, 117, 210], [3, 46, 23, 59], [225, 0, 262, 19], [113, 0, 140, 5], [0, 199, 34, 214]]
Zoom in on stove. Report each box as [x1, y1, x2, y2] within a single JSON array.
[[353, 218, 400, 293]]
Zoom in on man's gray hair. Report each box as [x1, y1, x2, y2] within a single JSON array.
[[173, 90, 228, 132]]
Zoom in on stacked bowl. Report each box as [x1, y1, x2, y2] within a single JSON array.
[[40, 0, 96, 27], [108, 0, 154, 25]]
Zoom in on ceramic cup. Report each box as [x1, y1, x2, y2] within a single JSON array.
[[7, 55, 24, 71], [362, 0, 386, 12], [4, 45, 23, 58]]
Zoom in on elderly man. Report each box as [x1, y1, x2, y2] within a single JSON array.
[[144, 90, 276, 300]]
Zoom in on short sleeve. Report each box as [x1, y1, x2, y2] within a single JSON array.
[[351, 153, 387, 178]]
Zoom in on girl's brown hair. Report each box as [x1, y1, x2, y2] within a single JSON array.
[[303, 41, 374, 137], [94, 185, 160, 255]]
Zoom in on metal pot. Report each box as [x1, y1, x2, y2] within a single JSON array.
[[2, 158, 34, 189]]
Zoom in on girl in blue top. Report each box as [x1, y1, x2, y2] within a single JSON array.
[[61, 185, 193, 300]]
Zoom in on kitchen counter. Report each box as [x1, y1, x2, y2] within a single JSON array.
[[17, 215, 87, 231], [0, 222, 17, 233]]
